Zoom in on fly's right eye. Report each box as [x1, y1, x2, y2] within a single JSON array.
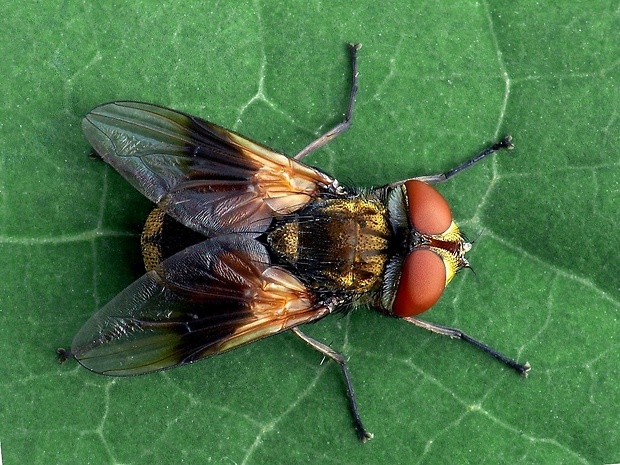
[[391, 249, 446, 317]]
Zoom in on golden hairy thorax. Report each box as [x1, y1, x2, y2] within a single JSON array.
[[267, 197, 392, 294]]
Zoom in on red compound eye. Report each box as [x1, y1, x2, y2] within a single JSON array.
[[405, 180, 452, 235], [392, 249, 446, 317]]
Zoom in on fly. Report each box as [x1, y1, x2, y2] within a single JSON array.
[[58, 44, 529, 442]]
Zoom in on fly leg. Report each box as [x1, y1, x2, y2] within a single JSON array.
[[291, 327, 373, 442], [393, 136, 515, 186], [403, 317, 530, 376], [294, 43, 361, 161]]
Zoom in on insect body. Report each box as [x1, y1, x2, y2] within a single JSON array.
[[59, 44, 529, 442]]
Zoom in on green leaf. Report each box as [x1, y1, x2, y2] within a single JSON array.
[[0, 0, 617, 464]]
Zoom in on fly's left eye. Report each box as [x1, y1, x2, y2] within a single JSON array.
[[404, 179, 452, 235], [392, 249, 446, 317]]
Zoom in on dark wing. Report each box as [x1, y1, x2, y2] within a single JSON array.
[[82, 101, 337, 236], [70, 235, 331, 376]]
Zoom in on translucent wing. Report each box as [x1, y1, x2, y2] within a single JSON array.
[[82, 101, 337, 236], [70, 235, 330, 376]]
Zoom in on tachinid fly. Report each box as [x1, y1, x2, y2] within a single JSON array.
[[59, 44, 529, 442]]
